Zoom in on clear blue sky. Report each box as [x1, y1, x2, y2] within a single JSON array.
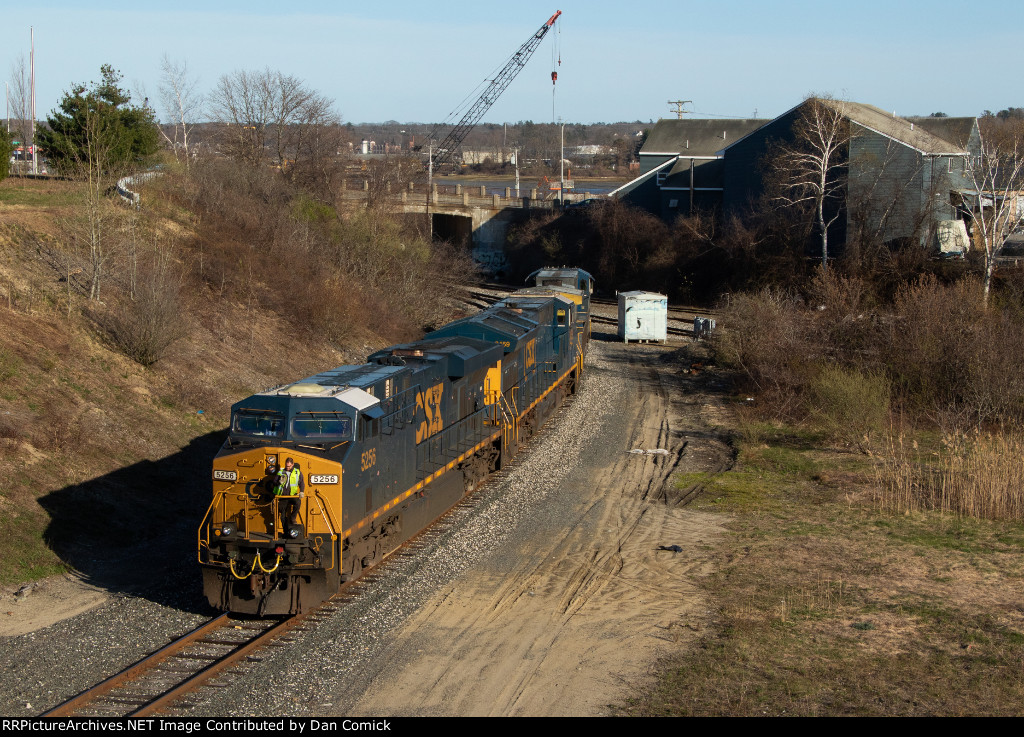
[[2, 0, 1012, 126]]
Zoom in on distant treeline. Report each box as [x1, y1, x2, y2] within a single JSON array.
[[166, 120, 648, 168]]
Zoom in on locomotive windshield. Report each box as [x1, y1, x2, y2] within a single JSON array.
[[291, 413, 352, 440], [231, 410, 285, 438]]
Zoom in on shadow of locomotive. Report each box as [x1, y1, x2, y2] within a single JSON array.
[[37, 430, 226, 615]]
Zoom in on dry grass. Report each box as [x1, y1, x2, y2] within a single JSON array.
[[713, 274, 1024, 431], [878, 430, 1024, 521], [621, 422, 1024, 716], [0, 173, 475, 586]]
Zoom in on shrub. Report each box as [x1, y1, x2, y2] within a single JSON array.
[[712, 289, 816, 418], [808, 364, 889, 453], [99, 255, 184, 367], [886, 276, 1024, 427], [175, 160, 478, 347]]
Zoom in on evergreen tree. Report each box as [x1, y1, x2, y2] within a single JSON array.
[[36, 65, 159, 175], [0, 130, 12, 181]]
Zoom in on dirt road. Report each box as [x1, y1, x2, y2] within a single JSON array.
[[345, 337, 732, 716]]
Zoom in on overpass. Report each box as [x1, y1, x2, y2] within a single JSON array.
[[338, 180, 600, 275]]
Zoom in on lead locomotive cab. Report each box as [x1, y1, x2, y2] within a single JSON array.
[[199, 380, 382, 615]]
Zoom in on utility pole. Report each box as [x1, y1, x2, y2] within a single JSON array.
[[427, 142, 433, 241], [667, 100, 692, 119], [29, 27, 36, 174], [559, 118, 564, 207], [514, 144, 520, 199]]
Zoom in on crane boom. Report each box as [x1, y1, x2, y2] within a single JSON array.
[[428, 10, 561, 170]]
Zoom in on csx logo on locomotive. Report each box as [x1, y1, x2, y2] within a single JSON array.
[[415, 383, 444, 443]]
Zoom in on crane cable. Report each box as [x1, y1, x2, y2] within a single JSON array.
[[551, 14, 560, 122]]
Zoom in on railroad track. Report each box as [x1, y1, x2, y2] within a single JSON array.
[[39, 403, 570, 718], [41, 291, 585, 717], [589, 312, 693, 338], [470, 285, 710, 339], [41, 609, 326, 717]]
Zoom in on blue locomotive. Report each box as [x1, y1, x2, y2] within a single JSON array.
[[199, 268, 594, 615]]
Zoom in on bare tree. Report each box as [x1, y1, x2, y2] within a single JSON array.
[[209, 69, 272, 166], [80, 102, 122, 301], [158, 54, 201, 172], [208, 68, 341, 173], [964, 118, 1024, 307], [771, 96, 851, 267], [7, 54, 30, 170], [44, 67, 156, 300], [289, 94, 346, 195], [266, 72, 312, 168]]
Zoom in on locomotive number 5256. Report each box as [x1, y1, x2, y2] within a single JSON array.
[[361, 449, 376, 471]]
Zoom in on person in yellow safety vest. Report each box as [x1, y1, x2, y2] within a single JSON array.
[[275, 457, 304, 527]]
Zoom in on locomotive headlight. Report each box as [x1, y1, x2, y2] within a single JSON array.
[[287, 525, 303, 539], [218, 521, 238, 537]]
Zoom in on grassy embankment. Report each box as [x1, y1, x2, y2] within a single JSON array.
[[0, 171, 472, 588], [627, 424, 1024, 716], [625, 277, 1024, 716]]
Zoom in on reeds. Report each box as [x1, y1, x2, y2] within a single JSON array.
[[878, 430, 1024, 520]]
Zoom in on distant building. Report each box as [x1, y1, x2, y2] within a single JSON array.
[[567, 144, 611, 157], [611, 118, 768, 219], [461, 149, 516, 165], [722, 99, 982, 249], [613, 101, 984, 252]]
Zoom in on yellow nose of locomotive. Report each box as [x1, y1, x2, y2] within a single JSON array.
[[199, 447, 342, 613], [204, 448, 341, 543]]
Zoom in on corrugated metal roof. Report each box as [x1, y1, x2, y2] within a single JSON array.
[[640, 119, 770, 157]]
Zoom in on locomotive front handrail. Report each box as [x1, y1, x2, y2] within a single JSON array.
[[313, 490, 339, 538], [197, 489, 235, 563]]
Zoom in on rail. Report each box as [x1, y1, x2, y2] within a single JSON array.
[[40, 612, 314, 717]]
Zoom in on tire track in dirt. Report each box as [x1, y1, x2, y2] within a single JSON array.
[[345, 340, 731, 716]]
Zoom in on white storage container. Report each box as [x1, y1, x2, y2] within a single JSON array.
[[618, 291, 668, 343]]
